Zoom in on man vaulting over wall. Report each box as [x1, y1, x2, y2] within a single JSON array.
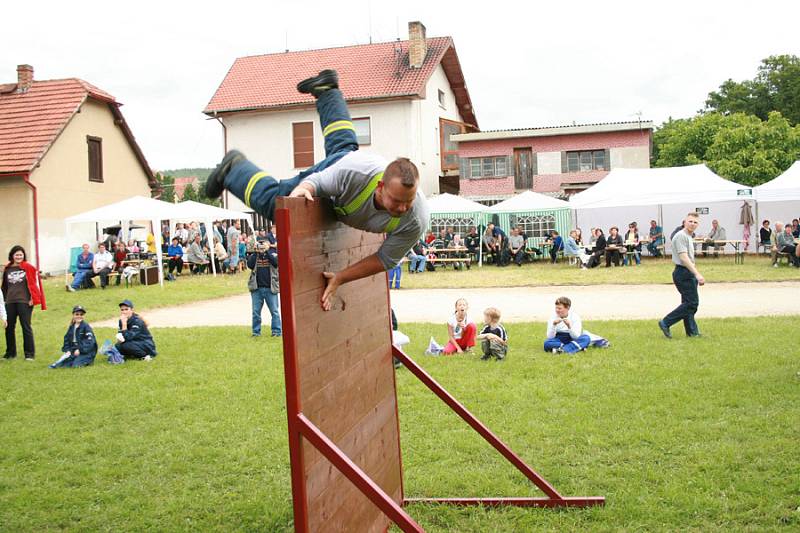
[[205, 70, 429, 310]]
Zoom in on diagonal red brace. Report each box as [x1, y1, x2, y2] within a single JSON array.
[[393, 346, 604, 507]]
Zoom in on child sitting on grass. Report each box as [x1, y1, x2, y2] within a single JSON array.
[[544, 296, 609, 354], [426, 297, 476, 356], [476, 307, 508, 360], [49, 305, 97, 368]]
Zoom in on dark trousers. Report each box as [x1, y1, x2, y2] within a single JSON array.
[[116, 341, 155, 360], [511, 249, 525, 265], [89, 267, 111, 287], [223, 88, 358, 220], [605, 249, 621, 267], [4, 303, 35, 358], [662, 265, 700, 336], [780, 245, 800, 266], [168, 257, 183, 274]]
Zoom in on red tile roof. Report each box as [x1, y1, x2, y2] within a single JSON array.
[[0, 78, 152, 182], [204, 37, 478, 127]]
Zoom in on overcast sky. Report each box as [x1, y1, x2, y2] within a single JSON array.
[[2, 0, 797, 170]]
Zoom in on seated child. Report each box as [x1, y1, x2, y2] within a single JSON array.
[[544, 296, 609, 354], [476, 307, 508, 360], [50, 305, 97, 368], [115, 299, 157, 361], [443, 298, 476, 355]]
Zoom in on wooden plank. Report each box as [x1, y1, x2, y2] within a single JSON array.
[[277, 198, 403, 533]]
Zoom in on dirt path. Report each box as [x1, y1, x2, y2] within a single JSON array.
[[94, 281, 800, 328]]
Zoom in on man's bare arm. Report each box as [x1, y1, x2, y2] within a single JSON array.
[[678, 251, 705, 285], [321, 253, 385, 311]]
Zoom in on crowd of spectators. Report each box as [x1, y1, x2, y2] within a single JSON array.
[[761, 218, 800, 268]]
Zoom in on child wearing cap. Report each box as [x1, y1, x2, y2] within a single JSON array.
[[116, 300, 157, 360], [49, 305, 97, 368]]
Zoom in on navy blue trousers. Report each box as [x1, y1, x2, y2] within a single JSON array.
[[224, 89, 359, 220], [662, 265, 700, 336]]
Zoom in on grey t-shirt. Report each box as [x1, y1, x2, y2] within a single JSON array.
[[305, 151, 429, 270], [671, 229, 695, 265], [508, 234, 524, 250]]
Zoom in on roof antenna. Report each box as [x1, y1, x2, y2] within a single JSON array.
[[367, 0, 372, 44], [285, 30, 289, 53]]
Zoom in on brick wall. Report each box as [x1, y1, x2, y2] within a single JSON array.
[[458, 129, 649, 196], [457, 129, 650, 157]]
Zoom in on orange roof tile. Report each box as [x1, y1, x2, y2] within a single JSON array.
[[204, 37, 477, 127], [0, 77, 150, 177]]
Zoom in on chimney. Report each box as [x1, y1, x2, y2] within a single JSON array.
[[17, 64, 33, 93], [408, 21, 427, 69]]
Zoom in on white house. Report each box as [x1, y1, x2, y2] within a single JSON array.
[[204, 21, 478, 217]]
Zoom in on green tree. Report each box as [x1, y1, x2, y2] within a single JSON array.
[[705, 54, 800, 126], [153, 172, 176, 203], [654, 111, 800, 185], [181, 182, 199, 202]]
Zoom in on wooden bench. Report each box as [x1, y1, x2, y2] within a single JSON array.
[[429, 257, 471, 269]]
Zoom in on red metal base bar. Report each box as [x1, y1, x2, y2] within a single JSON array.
[[405, 497, 605, 508], [296, 413, 425, 533], [392, 346, 605, 507]]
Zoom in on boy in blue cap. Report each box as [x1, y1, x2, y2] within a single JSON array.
[[115, 300, 157, 361]]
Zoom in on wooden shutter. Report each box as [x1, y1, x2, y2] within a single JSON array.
[[561, 151, 568, 174], [292, 122, 314, 169], [531, 152, 538, 176], [87, 136, 103, 182], [604, 148, 611, 171]]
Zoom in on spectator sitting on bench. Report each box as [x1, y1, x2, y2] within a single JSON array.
[[623, 222, 641, 265], [113, 241, 129, 285], [544, 230, 564, 264], [91, 243, 115, 289], [464, 226, 480, 261], [586, 228, 607, 269], [701, 219, 726, 257], [605, 226, 623, 267], [186, 234, 210, 274], [486, 223, 508, 266], [67, 243, 94, 292], [167, 237, 184, 276], [483, 226, 499, 265], [213, 237, 228, 273], [647, 220, 664, 257], [773, 222, 799, 267], [508, 227, 526, 267], [563, 229, 589, 268], [759, 219, 773, 252], [407, 239, 427, 273]]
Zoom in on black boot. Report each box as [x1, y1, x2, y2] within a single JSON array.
[[297, 69, 339, 98], [205, 150, 245, 199]]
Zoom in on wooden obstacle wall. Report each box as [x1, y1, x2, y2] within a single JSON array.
[[275, 197, 403, 533]]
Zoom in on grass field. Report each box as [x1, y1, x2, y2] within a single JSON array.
[[2, 318, 798, 531], [400, 255, 800, 289]]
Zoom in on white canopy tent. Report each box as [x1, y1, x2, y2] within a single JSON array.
[[64, 196, 254, 286], [489, 190, 570, 211], [171, 201, 254, 276], [570, 165, 756, 251], [754, 161, 800, 228], [65, 196, 175, 287], [426, 193, 489, 265]]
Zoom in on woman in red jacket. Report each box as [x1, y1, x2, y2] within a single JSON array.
[[2, 245, 42, 361]]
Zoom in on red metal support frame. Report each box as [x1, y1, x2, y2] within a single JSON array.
[[276, 208, 310, 533], [392, 346, 605, 509], [276, 201, 603, 533], [296, 414, 424, 532]]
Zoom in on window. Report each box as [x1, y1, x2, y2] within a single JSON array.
[[464, 156, 511, 178], [438, 89, 446, 107], [87, 136, 103, 182], [440, 119, 465, 171], [429, 216, 479, 238], [353, 117, 371, 145], [566, 150, 607, 172], [511, 214, 556, 240], [292, 122, 314, 168]]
